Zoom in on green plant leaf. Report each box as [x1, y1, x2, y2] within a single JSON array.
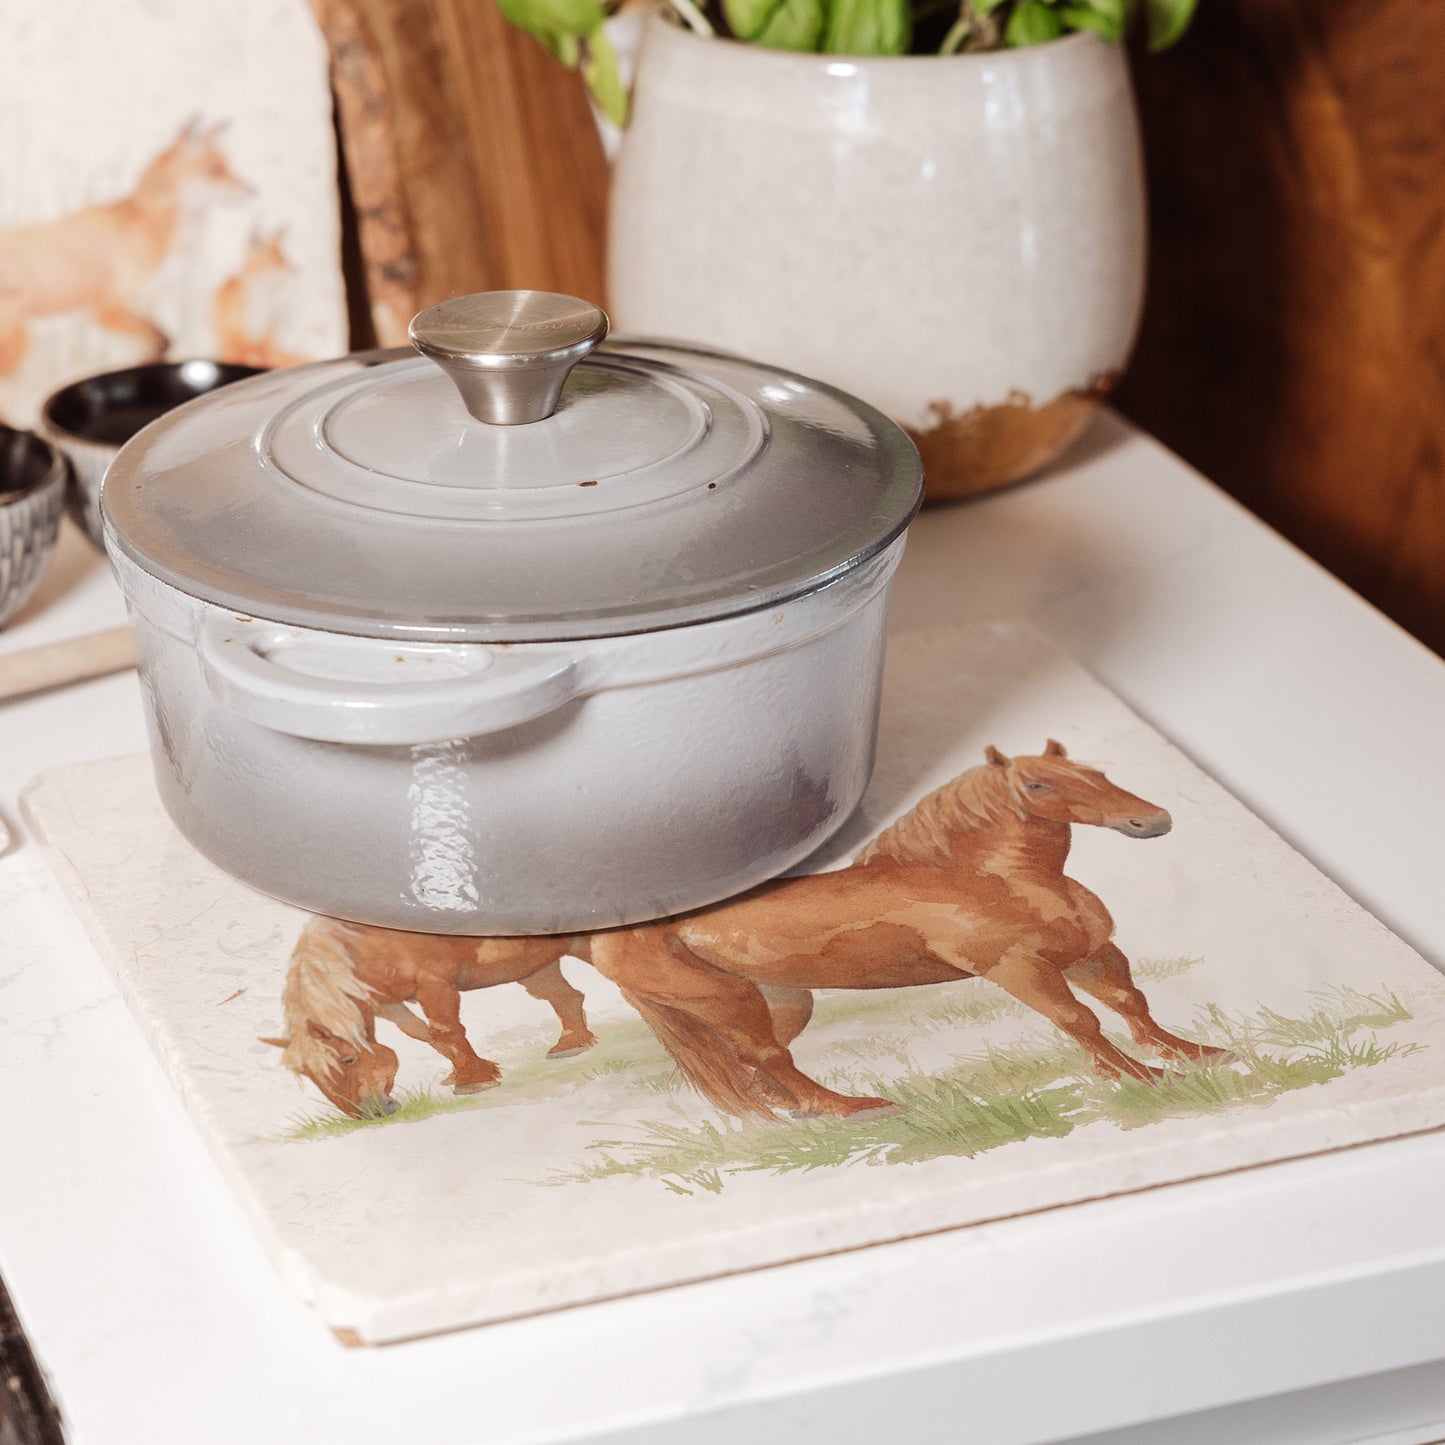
[[759, 0, 826, 48], [824, 0, 910, 55], [494, 0, 606, 46], [582, 24, 628, 125], [1056, 3, 1123, 39], [721, 0, 769, 38], [492, 0, 611, 70], [1005, 0, 1064, 45], [724, 0, 827, 49], [938, 13, 971, 53], [1143, 0, 1197, 50], [973, 0, 1009, 14]]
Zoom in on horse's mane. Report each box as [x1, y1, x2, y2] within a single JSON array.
[[857, 763, 1027, 866], [280, 918, 376, 1080]]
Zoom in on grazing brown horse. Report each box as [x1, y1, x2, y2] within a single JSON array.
[[267, 919, 596, 1117], [588, 741, 1226, 1119]]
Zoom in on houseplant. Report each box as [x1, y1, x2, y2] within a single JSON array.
[[497, 0, 1199, 499]]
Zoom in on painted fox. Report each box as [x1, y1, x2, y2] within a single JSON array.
[[211, 228, 308, 369], [0, 117, 251, 376]]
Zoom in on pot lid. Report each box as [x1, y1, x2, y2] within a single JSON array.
[[103, 290, 922, 642]]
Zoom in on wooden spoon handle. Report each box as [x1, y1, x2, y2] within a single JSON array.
[[0, 625, 138, 703]]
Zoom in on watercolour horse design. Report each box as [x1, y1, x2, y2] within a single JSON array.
[[270, 742, 1222, 1122], [266, 919, 597, 1117], [587, 741, 1227, 1119]]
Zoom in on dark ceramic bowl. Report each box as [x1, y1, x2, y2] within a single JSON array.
[[40, 361, 264, 549], [0, 427, 68, 627]]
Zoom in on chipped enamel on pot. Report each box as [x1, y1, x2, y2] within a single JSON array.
[[103, 292, 922, 934], [608, 20, 1146, 499]]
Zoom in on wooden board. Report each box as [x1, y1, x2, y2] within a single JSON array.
[[1117, 0, 1445, 656], [311, 0, 609, 346]]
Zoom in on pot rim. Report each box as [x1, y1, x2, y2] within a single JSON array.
[[114, 531, 907, 650], [117, 539, 904, 748]]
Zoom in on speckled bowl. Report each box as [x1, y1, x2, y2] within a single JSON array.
[[0, 427, 67, 628], [40, 360, 264, 549]]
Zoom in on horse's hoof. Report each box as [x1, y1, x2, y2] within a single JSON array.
[[788, 1096, 902, 1121], [453, 1078, 502, 1095], [847, 1100, 904, 1120], [546, 1041, 595, 1059]]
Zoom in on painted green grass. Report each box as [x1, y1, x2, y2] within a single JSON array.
[[279, 1085, 493, 1141], [1087, 987, 1418, 1131], [1134, 955, 1206, 982], [276, 960, 1416, 1182], [278, 1012, 679, 1140], [544, 984, 1420, 1193]]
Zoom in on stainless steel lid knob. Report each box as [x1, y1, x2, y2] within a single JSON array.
[[409, 290, 610, 426]]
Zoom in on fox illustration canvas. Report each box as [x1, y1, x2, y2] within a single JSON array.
[[0, 0, 346, 425], [24, 626, 1445, 1343]]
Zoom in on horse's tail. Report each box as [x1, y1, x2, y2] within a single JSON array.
[[620, 989, 781, 1121]]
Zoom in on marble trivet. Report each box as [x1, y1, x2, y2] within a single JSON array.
[[22, 625, 1445, 1343]]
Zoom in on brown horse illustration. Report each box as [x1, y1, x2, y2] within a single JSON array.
[[587, 740, 1226, 1119], [266, 918, 597, 1117], [268, 742, 1221, 1123], [0, 117, 251, 376]]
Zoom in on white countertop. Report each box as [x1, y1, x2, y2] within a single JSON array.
[[3, 412, 1444, 1445]]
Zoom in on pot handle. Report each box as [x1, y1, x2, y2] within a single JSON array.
[[197, 619, 586, 745]]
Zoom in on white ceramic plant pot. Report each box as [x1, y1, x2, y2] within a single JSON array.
[[608, 19, 1146, 499]]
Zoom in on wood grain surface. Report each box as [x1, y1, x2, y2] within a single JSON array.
[[311, 0, 608, 347], [0, 625, 137, 703], [1117, 0, 1445, 655]]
